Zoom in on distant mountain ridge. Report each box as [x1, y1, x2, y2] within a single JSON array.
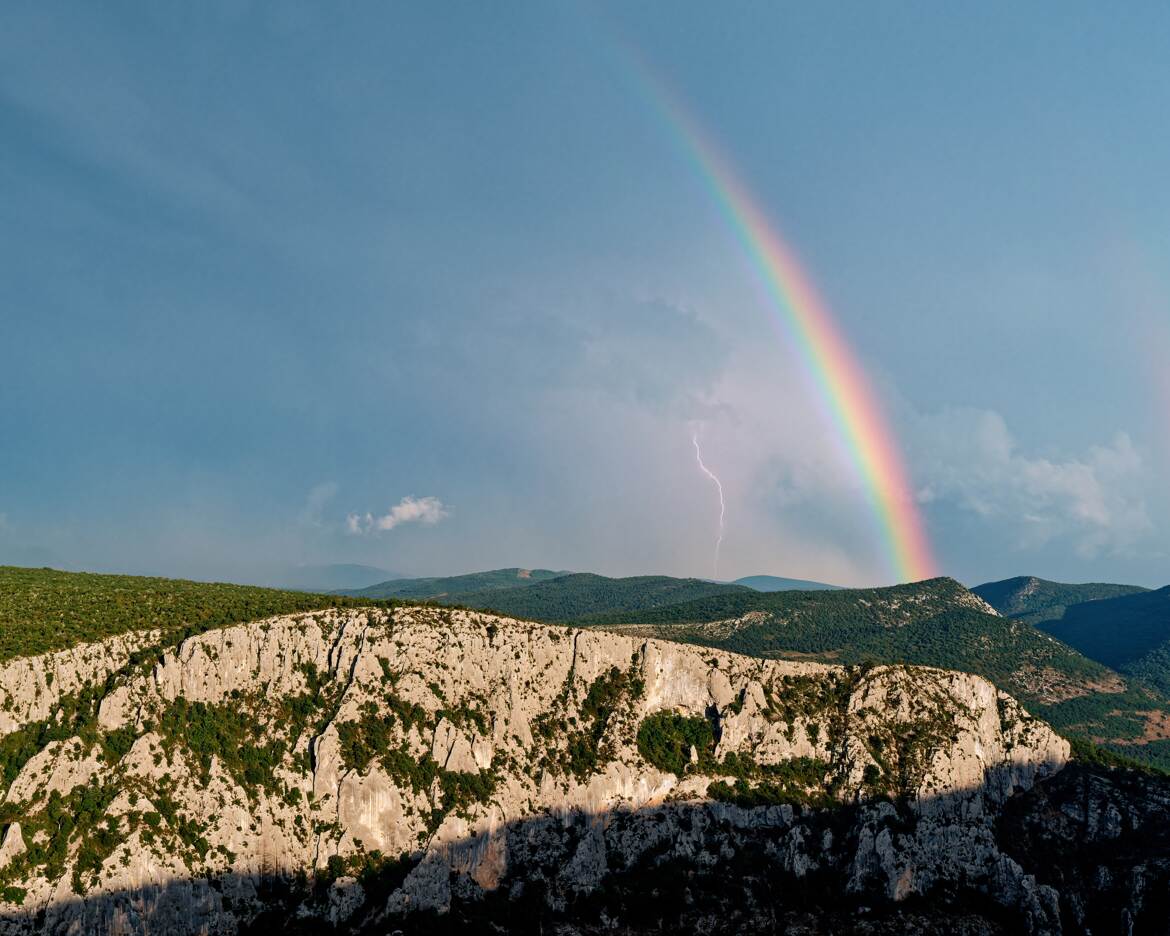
[[344, 568, 774, 620], [1042, 586, 1170, 669], [346, 566, 842, 603], [975, 574, 1170, 697], [346, 567, 566, 600], [732, 574, 841, 592], [973, 575, 1149, 625], [451, 573, 751, 622]]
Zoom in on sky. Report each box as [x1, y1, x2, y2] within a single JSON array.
[[2, 1, 1168, 588]]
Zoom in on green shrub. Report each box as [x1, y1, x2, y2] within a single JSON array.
[[636, 711, 715, 776], [156, 698, 286, 797], [1068, 736, 1170, 775], [560, 666, 645, 781]]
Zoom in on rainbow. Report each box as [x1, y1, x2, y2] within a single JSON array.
[[631, 66, 937, 583]]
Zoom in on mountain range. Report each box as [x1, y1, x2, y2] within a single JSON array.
[[346, 569, 839, 602], [976, 576, 1170, 696], [972, 575, 1150, 625], [344, 567, 566, 600]]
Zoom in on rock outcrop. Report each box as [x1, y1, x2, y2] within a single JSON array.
[[0, 607, 1081, 933]]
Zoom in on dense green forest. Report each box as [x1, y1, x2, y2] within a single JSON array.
[[974, 576, 1170, 708], [448, 573, 751, 622], [0, 567, 392, 663], [973, 575, 1149, 626], [1039, 586, 1170, 669], [573, 576, 962, 626], [345, 568, 565, 600], [1128, 641, 1170, 697], [592, 578, 1102, 689]]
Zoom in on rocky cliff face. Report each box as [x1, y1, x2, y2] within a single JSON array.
[[0, 607, 1080, 933]]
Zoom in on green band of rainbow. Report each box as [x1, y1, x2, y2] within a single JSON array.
[[633, 68, 937, 583]]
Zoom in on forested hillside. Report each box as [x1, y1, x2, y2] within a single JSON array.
[[449, 573, 751, 622], [0, 567, 389, 664], [975, 576, 1170, 742], [973, 575, 1149, 625], [346, 568, 565, 600], [347, 570, 827, 620], [1035, 587, 1170, 702], [1036, 586, 1170, 667]]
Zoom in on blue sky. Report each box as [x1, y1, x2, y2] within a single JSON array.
[[2, 1, 1168, 587]]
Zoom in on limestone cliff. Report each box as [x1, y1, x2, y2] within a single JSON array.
[[0, 606, 1072, 934]]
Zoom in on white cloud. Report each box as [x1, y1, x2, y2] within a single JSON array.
[[346, 496, 450, 535], [914, 408, 1151, 557]]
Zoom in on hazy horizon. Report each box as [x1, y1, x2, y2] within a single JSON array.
[[4, 3, 1169, 588], [1, 557, 1160, 596]]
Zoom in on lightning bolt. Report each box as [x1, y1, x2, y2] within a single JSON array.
[[692, 433, 726, 579]]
